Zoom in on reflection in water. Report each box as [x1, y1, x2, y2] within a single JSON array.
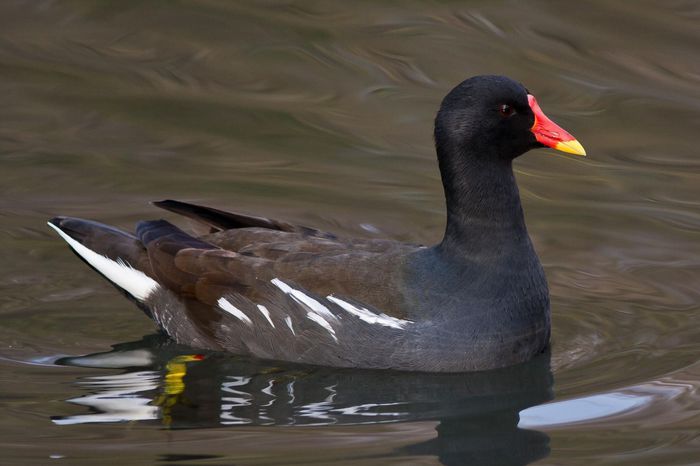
[[519, 392, 652, 428], [52, 371, 160, 425], [54, 334, 553, 465]]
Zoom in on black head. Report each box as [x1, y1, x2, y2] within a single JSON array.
[[435, 75, 538, 162], [432, 76, 585, 248]]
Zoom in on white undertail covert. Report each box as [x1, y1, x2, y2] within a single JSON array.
[[48, 222, 159, 302]]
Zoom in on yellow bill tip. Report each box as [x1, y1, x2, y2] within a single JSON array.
[[554, 139, 586, 156]]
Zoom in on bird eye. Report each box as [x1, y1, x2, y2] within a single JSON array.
[[499, 104, 515, 117]]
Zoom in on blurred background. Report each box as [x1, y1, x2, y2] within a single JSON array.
[[1, 1, 699, 465]]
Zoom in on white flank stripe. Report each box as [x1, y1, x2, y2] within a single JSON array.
[[257, 304, 275, 328], [48, 222, 159, 302], [271, 278, 336, 320], [327, 295, 413, 329], [270, 278, 294, 294], [284, 315, 295, 335], [218, 298, 252, 325], [306, 312, 338, 342]]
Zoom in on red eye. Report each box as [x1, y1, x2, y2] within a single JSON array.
[[499, 104, 515, 117]]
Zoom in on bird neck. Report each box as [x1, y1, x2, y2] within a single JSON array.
[[437, 148, 529, 256]]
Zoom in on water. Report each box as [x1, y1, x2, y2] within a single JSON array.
[[1, 1, 700, 464]]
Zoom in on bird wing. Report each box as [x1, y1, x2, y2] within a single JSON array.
[[146, 199, 416, 315], [134, 218, 417, 366], [152, 199, 337, 238]]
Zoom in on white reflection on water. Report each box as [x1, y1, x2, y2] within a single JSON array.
[[519, 392, 652, 428], [519, 381, 687, 428], [52, 371, 160, 425], [220, 375, 253, 425]]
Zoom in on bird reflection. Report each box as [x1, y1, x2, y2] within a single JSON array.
[[53, 334, 553, 465]]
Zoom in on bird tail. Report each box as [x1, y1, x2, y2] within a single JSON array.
[[48, 217, 159, 304]]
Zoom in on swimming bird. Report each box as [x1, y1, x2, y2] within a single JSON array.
[[49, 75, 585, 372]]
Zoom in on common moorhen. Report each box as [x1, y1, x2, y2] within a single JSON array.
[[49, 75, 585, 372]]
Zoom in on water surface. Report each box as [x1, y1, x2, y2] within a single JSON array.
[[2, 1, 700, 464]]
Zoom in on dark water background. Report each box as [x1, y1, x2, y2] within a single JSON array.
[[2, 1, 700, 464]]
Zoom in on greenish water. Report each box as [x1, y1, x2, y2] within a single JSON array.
[[1, 1, 700, 464]]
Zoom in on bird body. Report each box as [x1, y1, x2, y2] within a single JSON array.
[[49, 75, 585, 372]]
